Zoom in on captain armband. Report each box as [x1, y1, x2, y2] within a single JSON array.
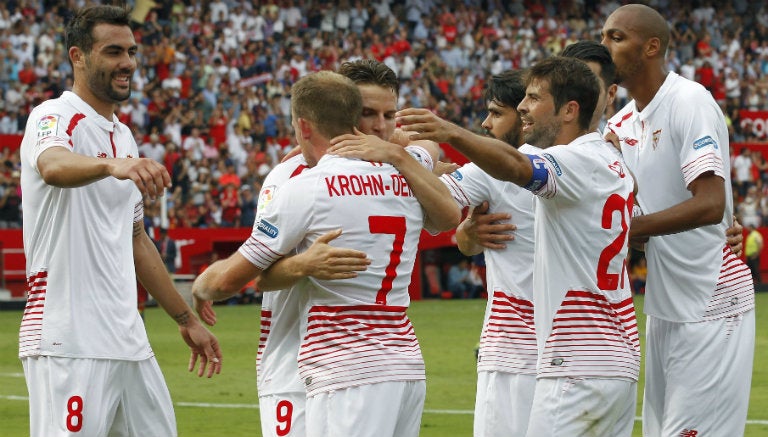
[[522, 154, 549, 192]]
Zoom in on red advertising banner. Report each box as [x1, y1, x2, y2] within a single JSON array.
[[739, 110, 768, 140]]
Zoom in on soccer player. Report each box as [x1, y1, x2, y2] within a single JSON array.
[[193, 71, 460, 437], [397, 57, 640, 436], [602, 5, 755, 435], [17, 6, 222, 437], [444, 69, 539, 437]]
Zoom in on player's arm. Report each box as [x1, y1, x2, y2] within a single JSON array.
[[628, 172, 725, 245], [192, 251, 263, 302], [455, 201, 516, 255], [329, 128, 461, 231], [37, 146, 170, 199], [132, 220, 222, 378], [258, 229, 371, 291], [396, 108, 533, 186]]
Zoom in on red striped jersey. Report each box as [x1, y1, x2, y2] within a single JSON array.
[[607, 72, 754, 322], [439, 143, 542, 375], [526, 133, 640, 380], [252, 155, 309, 396], [19, 91, 150, 359], [240, 152, 431, 396]]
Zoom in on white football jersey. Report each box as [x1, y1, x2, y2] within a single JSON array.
[[439, 144, 541, 376], [525, 133, 640, 381], [239, 152, 430, 397], [252, 154, 309, 396], [19, 91, 150, 360], [607, 72, 754, 322]]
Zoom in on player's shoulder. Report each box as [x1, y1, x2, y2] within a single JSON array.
[[29, 93, 73, 119], [263, 154, 310, 185], [664, 72, 715, 106]]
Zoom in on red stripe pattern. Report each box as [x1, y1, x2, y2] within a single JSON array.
[[439, 173, 471, 207], [298, 305, 425, 396], [682, 152, 724, 186], [477, 291, 537, 374], [19, 271, 48, 357], [256, 309, 272, 370], [539, 289, 640, 380], [239, 235, 285, 270], [704, 245, 755, 320], [65, 113, 85, 148]]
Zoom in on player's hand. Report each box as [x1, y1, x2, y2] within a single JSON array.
[[389, 128, 414, 147], [727, 215, 744, 257], [329, 128, 403, 163], [462, 201, 516, 250], [180, 322, 222, 378], [604, 130, 621, 152], [193, 294, 217, 326], [433, 160, 459, 176], [108, 157, 171, 200], [395, 108, 463, 143], [300, 229, 370, 280]]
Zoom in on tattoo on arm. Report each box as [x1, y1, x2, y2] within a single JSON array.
[[174, 310, 191, 326], [133, 221, 143, 238]]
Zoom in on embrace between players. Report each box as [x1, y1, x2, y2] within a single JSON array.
[[19, 4, 753, 437]]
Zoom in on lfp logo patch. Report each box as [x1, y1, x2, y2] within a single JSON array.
[[693, 136, 718, 150], [256, 185, 276, 219], [37, 115, 59, 138], [450, 170, 463, 181], [257, 219, 279, 238]]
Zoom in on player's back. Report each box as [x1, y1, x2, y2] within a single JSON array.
[[278, 154, 427, 396], [291, 154, 425, 308]]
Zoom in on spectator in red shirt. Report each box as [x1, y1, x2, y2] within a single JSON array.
[[207, 106, 228, 147], [218, 159, 241, 188], [219, 183, 241, 227], [18, 60, 37, 86], [695, 60, 715, 92]]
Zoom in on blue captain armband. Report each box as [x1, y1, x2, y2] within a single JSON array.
[[523, 154, 549, 192]]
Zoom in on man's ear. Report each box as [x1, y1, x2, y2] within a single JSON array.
[[296, 117, 313, 140], [562, 100, 580, 123], [69, 46, 84, 68], [606, 83, 618, 107]]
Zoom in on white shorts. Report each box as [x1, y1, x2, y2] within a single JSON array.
[[259, 391, 306, 437], [474, 370, 536, 437], [526, 377, 636, 437], [305, 380, 425, 437], [643, 310, 755, 437], [22, 356, 176, 437]]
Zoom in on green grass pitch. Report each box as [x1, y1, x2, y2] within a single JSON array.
[[1, 294, 767, 436]]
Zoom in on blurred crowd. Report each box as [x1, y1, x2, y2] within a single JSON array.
[[1, 0, 768, 230]]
